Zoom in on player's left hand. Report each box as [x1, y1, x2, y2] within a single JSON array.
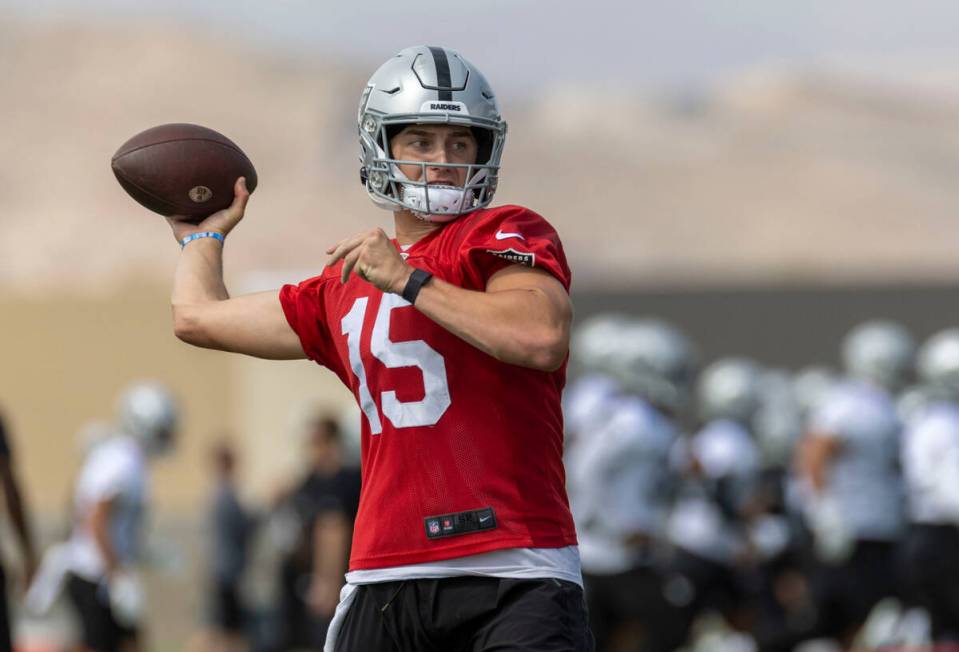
[[326, 228, 413, 294]]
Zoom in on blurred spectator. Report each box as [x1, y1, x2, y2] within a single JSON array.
[[273, 414, 360, 651], [0, 408, 38, 652], [201, 440, 256, 652]]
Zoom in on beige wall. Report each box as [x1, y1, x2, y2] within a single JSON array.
[[0, 285, 353, 518]]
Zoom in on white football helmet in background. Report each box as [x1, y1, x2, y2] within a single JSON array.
[[792, 365, 840, 417], [570, 313, 631, 377], [916, 328, 959, 400], [696, 357, 763, 425], [116, 382, 178, 456], [753, 368, 804, 468], [609, 319, 697, 412], [841, 320, 915, 391], [358, 45, 507, 221]]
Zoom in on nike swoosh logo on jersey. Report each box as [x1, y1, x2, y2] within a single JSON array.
[[479, 515, 491, 523], [495, 230, 525, 241]]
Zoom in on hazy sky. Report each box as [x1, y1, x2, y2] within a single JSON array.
[[5, 0, 959, 95]]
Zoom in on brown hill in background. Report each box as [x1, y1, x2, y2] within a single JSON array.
[[2, 18, 959, 292]]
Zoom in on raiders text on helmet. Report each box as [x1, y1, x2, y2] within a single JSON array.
[[358, 46, 507, 222]]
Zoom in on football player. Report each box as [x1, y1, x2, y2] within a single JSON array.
[[566, 318, 695, 652], [564, 313, 630, 447], [796, 320, 912, 647], [63, 382, 178, 652], [666, 357, 765, 646], [899, 328, 959, 642], [165, 46, 589, 651]]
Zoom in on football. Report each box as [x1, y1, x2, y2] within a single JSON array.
[[111, 123, 258, 221]]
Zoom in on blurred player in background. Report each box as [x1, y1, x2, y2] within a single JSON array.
[[796, 320, 912, 647], [273, 414, 359, 651], [899, 329, 959, 643], [0, 408, 38, 652], [567, 318, 695, 652], [666, 357, 764, 647], [199, 440, 256, 652], [164, 45, 589, 651], [63, 382, 178, 652]]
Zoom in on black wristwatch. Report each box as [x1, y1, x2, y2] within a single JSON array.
[[402, 268, 433, 305]]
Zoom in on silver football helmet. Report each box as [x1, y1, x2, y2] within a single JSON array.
[[570, 313, 631, 377], [917, 328, 959, 399], [896, 383, 952, 425], [696, 357, 763, 424], [609, 318, 697, 411], [116, 382, 178, 456], [792, 365, 840, 416], [358, 45, 507, 221], [753, 368, 804, 468], [840, 320, 915, 391]]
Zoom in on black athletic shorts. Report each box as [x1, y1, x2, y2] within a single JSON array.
[[811, 539, 899, 638], [900, 524, 959, 642], [66, 573, 139, 652], [583, 566, 692, 652], [332, 576, 594, 652], [208, 579, 246, 632]]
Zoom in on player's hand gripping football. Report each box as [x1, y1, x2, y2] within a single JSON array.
[[165, 177, 250, 242], [326, 228, 414, 294]]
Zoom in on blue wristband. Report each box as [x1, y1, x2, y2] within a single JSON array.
[[179, 231, 225, 249]]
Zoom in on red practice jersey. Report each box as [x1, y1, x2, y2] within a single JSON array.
[[279, 205, 577, 570]]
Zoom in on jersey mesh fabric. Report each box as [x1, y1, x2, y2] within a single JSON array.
[[279, 205, 577, 570]]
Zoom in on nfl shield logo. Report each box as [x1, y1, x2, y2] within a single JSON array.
[[428, 520, 440, 535]]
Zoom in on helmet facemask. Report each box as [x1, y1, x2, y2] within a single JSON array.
[[360, 114, 505, 222]]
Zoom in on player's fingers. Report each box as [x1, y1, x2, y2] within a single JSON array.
[[326, 228, 378, 255], [340, 247, 364, 283], [235, 176, 250, 201], [326, 235, 365, 266], [228, 177, 250, 215]]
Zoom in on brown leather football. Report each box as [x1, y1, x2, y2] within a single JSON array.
[[111, 123, 258, 221]]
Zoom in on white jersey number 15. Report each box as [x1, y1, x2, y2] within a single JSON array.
[[341, 294, 451, 434]]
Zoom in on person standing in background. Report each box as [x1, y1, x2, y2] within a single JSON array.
[[274, 415, 360, 651], [64, 382, 178, 652], [0, 408, 38, 652], [797, 321, 912, 648], [202, 440, 257, 652]]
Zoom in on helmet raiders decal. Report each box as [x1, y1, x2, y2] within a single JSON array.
[[419, 101, 469, 114]]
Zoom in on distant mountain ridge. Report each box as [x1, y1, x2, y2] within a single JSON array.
[[2, 19, 958, 292]]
